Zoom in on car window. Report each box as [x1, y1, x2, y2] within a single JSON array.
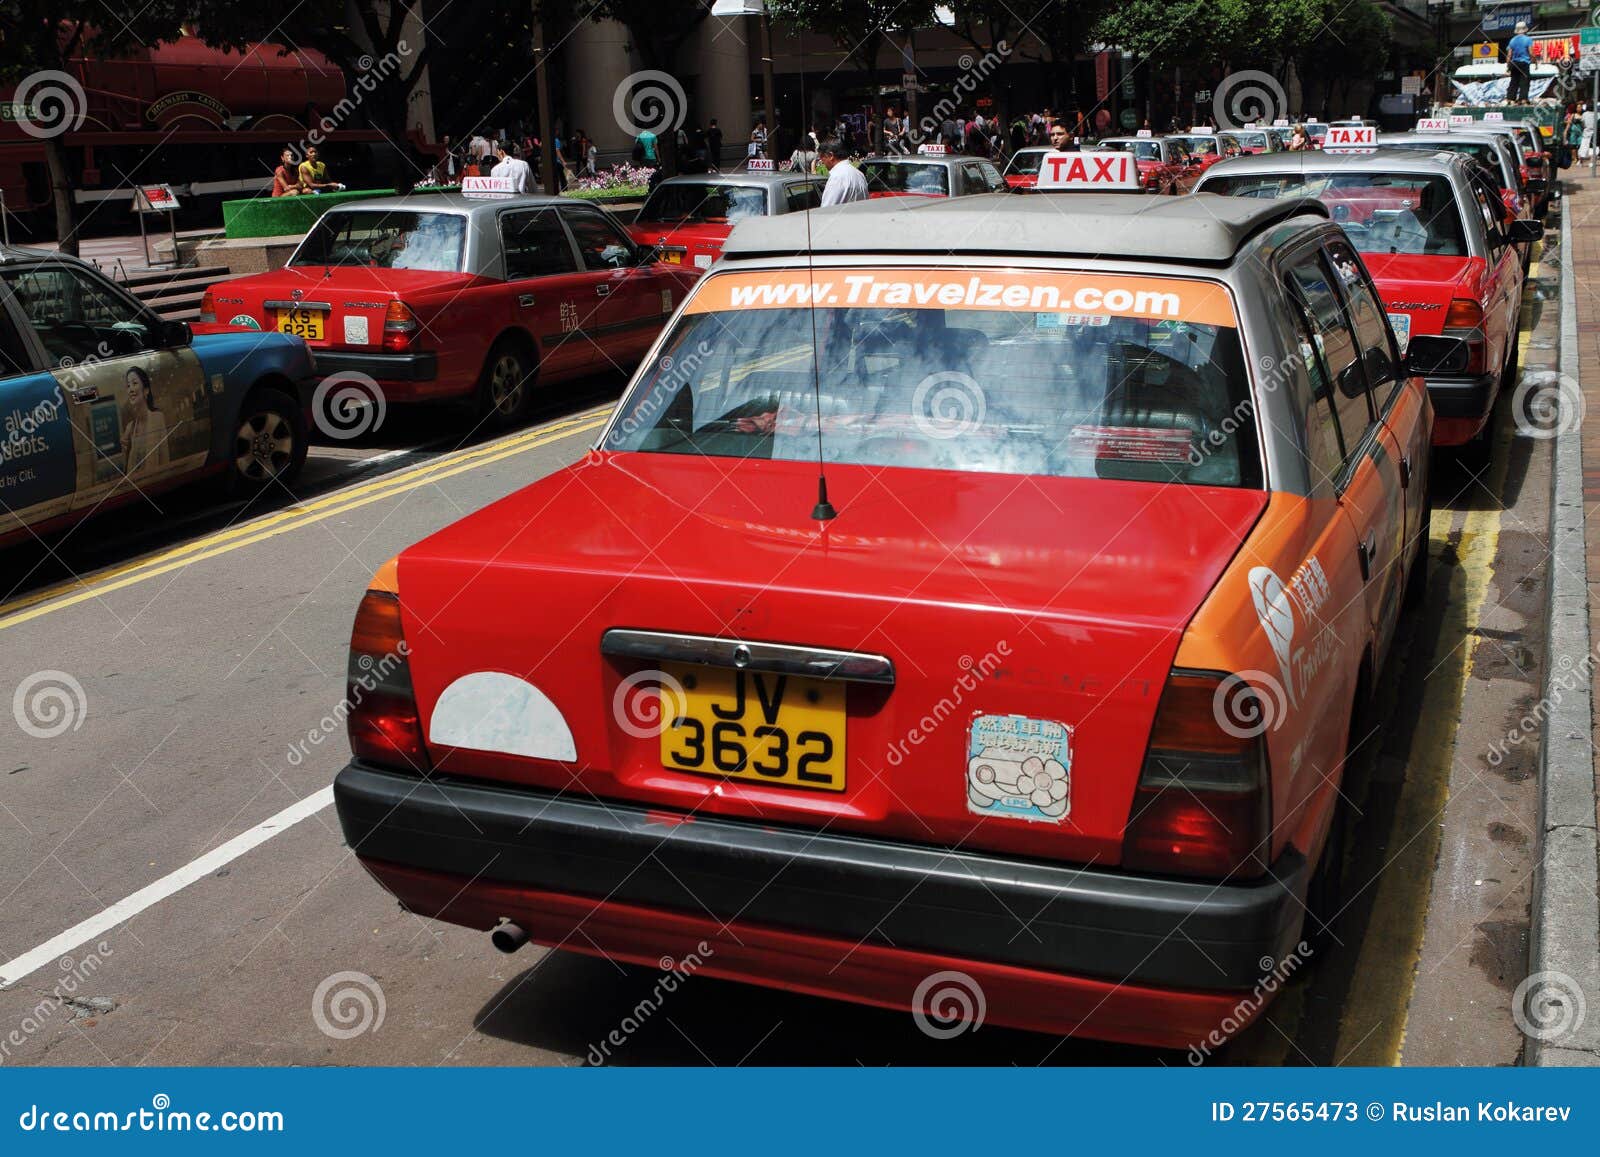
[[1202, 171, 1468, 257], [607, 267, 1261, 488], [1465, 172, 1503, 239], [1285, 249, 1373, 461], [2, 265, 157, 366], [1006, 151, 1044, 176], [979, 162, 1004, 191], [960, 163, 985, 193], [1325, 237, 1399, 402], [0, 306, 33, 376], [862, 162, 949, 195], [1282, 295, 1347, 487], [785, 183, 820, 212], [638, 183, 769, 224], [499, 208, 577, 279], [563, 210, 638, 270], [292, 210, 465, 272]]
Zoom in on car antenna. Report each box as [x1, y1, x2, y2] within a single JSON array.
[[799, 39, 836, 522]]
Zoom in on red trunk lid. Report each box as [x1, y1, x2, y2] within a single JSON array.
[[1359, 253, 1480, 339], [627, 220, 732, 271], [213, 266, 480, 349], [393, 453, 1267, 866]]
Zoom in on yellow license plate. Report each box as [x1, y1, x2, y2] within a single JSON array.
[[275, 307, 325, 340], [662, 251, 682, 264], [659, 662, 846, 791]]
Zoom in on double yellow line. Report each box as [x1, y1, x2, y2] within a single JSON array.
[[0, 408, 610, 633]]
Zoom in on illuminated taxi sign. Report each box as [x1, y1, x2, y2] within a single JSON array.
[[1189, 125, 1215, 135], [1416, 117, 1450, 132], [1272, 118, 1289, 127], [917, 143, 947, 155], [747, 157, 774, 172], [461, 175, 517, 198], [1449, 114, 1473, 127], [1324, 125, 1377, 151], [1034, 150, 1139, 191], [1135, 129, 1152, 138], [1484, 111, 1505, 121]]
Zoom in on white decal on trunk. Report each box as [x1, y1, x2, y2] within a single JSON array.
[[965, 714, 1071, 823], [344, 315, 371, 345], [429, 671, 577, 761]]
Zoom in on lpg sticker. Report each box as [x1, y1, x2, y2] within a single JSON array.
[[965, 714, 1071, 823], [228, 314, 261, 330], [344, 315, 370, 345]]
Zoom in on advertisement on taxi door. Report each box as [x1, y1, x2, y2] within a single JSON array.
[[0, 375, 74, 516], [56, 350, 211, 493]]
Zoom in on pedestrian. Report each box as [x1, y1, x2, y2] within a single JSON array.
[[1507, 20, 1533, 104], [296, 146, 342, 193], [574, 129, 597, 176], [489, 141, 533, 193], [748, 117, 768, 160], [817, 137, 867, 205], [1287, 123, 1312, 151], [468, 131, 491, 163], [883, 105, 903, 154], [271, 147, 302, 196], [788, 131, 818, 174], [634, 126, 659, 166], [706, 117, 724, 170], [1584, 102, 1597, 161]]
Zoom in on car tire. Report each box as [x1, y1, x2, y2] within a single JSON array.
[[1403, 495, 1432, 612], [226, 385, 307, 492], [1305, 692, 1377, 949], [477, 340, 536, 430]]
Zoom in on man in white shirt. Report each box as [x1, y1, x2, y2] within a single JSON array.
[[489, 143, 534, 193], [818, 139, 867, 206]]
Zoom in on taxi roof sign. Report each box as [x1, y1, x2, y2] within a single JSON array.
[[1188, 125, 1215, 135], [1323, 125, 1377, 151], [917, 143, 947, 155], [1034, 150, 1139, 191], [1416, 117, 1450, 132], [461, 175, 517, 198], [1448, 113, 1473, 127], [747, 157, 774, 171], [1484, 111, 1505, 121], [1135, 128, 1152, 137]]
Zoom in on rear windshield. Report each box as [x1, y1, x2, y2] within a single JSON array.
[[861, 162, 949, 195], [1180, 137, 1220, 156], [1229, 132, 1269, 150], [1006, 151, 1045, 176], [605, 267, 1260, 487], [1385, 138, 1508, 180], [293, 210, 465, 271], [638, 183, 769, 224], [1201, 172, 1468, 256]]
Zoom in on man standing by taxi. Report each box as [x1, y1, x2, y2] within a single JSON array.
[[490, 141, 534, 193], [1507, 20, 1534, 104], [818, 138, 867, 206]]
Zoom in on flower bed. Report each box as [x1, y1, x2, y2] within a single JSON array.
[[565, 164, 654, 201]]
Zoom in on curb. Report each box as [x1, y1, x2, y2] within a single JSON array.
[[1529, 197, 1600, 1065]]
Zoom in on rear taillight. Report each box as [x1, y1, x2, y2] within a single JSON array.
[[199, 288, 216, 324], [1444, 298, 1486, 375], [383, 301, 420, 352], [1121, 671, 1271, 880], [346, 590, 430, 771]]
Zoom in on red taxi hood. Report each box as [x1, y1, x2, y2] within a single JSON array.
[[1359, 252, 1481, 336], [393, 453, 1267, 864]]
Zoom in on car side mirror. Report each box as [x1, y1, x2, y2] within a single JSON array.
[[157, 320, 192, 348], [1508, 218, 1544, 244]]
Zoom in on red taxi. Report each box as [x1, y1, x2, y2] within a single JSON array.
[[333, 193, 1432, 1048], [1094, 136, 1197, 193], [627, 172, 824, 273], [1167, 131, 1242, 172], [1001, 146, 1051, 189], [202, 189, 699, 427], [1217, 128, 1279, 155], [1198, 149, 1539, 451], [859, 154, 1006, 199]]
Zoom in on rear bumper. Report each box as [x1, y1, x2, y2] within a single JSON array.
[[1425, 370, 1497, 424], [334, 761, 1312, 1036], [312, 349, 439, 383]]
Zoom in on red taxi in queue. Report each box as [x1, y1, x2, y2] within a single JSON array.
[[1094, 136, 1196, 193], [1218, 128, 1279, 155], [858, 152, 1007, 199], [1001, 146, 1051, 189], [626, 171, 825, 273], [1197, 148, 1539, 451], [332, 192, 1432, 1048], [202, 187, 700, 428], [1167, 130, 1242, 172]]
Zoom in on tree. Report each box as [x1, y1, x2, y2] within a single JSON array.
[[769, 0, 938, 116], [1292, 1, 1392, 117], [1006, 0, 1115, 113]]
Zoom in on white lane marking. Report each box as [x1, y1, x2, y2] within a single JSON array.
[[0, 786, 335, 989]]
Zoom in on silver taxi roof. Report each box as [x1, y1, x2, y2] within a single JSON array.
[[720, 192, 1328, 265]]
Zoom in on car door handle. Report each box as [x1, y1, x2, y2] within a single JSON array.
[[595, 284, 611, 298], [1357, 530, 1378, 582], [518, 294, 535, 308], [65, 383, 97, 403], [1399, 454, 1412, 488]]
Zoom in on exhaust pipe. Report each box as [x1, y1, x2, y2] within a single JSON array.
[[491, 921, 529, 954]]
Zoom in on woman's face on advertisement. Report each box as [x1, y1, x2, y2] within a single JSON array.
[[126, 371, 150, 412]]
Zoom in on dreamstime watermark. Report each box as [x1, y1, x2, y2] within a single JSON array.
[[903, 43, 1012, 151], [1213, 71, 1288, 131], [3, 71, 87, 139], [911, 970, 986, 1039], [1187, 941, 1313, 1064], [585, 943, 713, 1065], [284, 641, 409, 766], [311, 971, 386, 1039], [611, 668, 688, 740], [299, 44, 412, 154], [1511, 369, 1583, 439], [613, 70, 687, 139], [1511, 970, 1587, 1044], [0, 942, 115, 1065], [606, 341, 714, 447], [1211, 669, 1291, 739], [12, 670, 87, 739], [884, 643, 1011, 768], [911, 371, 986, 439], [311, 371, 388, 440]]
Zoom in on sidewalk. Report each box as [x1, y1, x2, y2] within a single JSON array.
[[1537, 171, 1600, 1064]]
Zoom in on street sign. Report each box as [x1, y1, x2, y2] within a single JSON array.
[[1473, 42, 1499, 61], [1583, 27, 1600, 55], [134, 184, 179, 213]]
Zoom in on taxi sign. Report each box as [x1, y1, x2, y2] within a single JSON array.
[[1188, 125, 1215, 135], [1324, 125, 1377, 151], [1484, 111, 1505, 121], [917, 143, 947, 155], [1034, 150, 1139, 191], [1243, 122, 1259, 129], [1272, 118, 1289, 127], [1449, 114, 1473, 127], [461, 175, 517, 198], [747, 157, 774, 172], [1416, 117, 1450, 132], [1135, 129, 1152, 138]]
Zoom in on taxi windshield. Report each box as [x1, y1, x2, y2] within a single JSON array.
[[1183, 137, 1219, 156], [862, 161, 950, 195], [1105, 140, 1161, 161], [605, 268, 1260, 487], [1202, 172, 1468, 256], [638, 183, 769, 224], [293, 210, 465, 272], [1231, 132, 1269, 150], [1006, 151, 1045, 175]]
